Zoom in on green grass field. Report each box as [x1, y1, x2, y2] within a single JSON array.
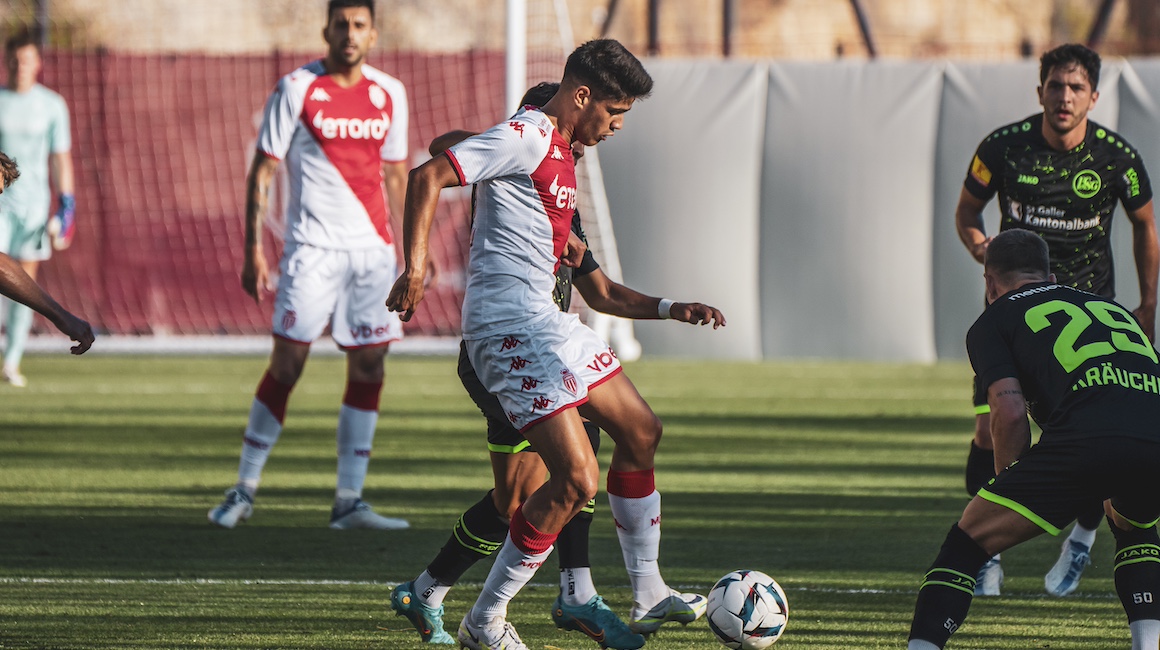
[[0, 354, 1131, 649]]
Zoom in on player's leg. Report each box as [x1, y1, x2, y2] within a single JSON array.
[[2, 208, 50, 387], [327, 246, 406, 530], [551, 420, 644, 649], [1045, 500, 1100, 597], [580, 373, 706, 635], [908, 496, 1043, 649], [460, 409, 596, 650], [209, 243, 334, 528], [966, 376, 1003, 596], [1105, 439, 1160, 650]]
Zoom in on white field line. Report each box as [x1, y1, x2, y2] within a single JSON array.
[[0, 577, 1119, 599]]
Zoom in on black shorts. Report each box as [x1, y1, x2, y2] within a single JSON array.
[[457, 341, 600, 454], [978, 435, 1160, 534]]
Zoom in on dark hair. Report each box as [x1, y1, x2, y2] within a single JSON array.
[[985, 229, 1050, 277], [327, 0, 375, 21], [0, 151, 18, 189], [1040, 43, 1100, 90], [520, 82, 559, 108], [563, 39, 653, 101], [5, 27, 39, 56]]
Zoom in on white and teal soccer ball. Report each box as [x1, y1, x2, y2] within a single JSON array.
[[706, 570, 789, 649]]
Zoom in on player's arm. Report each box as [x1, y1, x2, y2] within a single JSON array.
[[0, 252, 93, 354], [986, 377, 1030, 474], [386, 154, 460, 321], [573, 269, 726, 328], [50, 150, 75, 197], [429, 130, 477, 157], [1125, 199, 1158, 341], [242, 152, 280, 304], [955, 187, 992, 264]]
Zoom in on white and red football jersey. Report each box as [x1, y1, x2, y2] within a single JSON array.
[[258, 60, 408, 250], [446, 106, 577, 339]]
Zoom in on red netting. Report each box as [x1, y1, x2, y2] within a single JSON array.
[[33, 50, 507, 337]]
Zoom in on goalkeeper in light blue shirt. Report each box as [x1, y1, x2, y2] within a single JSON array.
[[0, 28, 76, 387]]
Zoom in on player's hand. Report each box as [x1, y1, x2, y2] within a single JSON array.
[[387, 268, 426, 322], [970, 236, 993, 264], [671, 302, 726, 329], [55, 312, 95, 355], [1133, 304, 1156, 343], [561, 231, 587, 268], [241, 245, 271, 304]]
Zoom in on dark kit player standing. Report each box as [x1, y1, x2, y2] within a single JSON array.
[[954, 43, 1158, 597]]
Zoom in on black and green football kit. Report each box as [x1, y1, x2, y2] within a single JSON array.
[[910, 282, 1160, 647], [966, 114, 1154, 410], [968, 281, 1160, 532]]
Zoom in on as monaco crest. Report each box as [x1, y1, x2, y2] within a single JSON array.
[[368, 84, 387, 109], [561, 369, 577, 395]]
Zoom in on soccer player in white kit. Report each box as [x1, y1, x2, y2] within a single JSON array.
[[389, 40, 720, 650], [208, 0, 410, 531]]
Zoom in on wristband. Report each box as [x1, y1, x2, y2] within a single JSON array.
[[658, 298, 675, 320]]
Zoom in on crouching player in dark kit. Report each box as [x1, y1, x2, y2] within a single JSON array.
[[908, 229, 1160, 650]]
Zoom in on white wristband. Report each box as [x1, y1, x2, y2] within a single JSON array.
[[658, 298, 675, 320]]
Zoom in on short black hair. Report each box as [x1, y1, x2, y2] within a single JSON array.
[[563, 39, 653, 101], [985, 229, 1050, 278], [520, 82, 559, 108], [5, 27, 40, 56], [1040, 43, 1101, 90], [327, 0, 375, 21]]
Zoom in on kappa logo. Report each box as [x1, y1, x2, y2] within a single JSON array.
[[548, 174, 577, 210], [561, 369, 577, 394], [551, 145, 565, 161], [586, 347, 618, 372], [532, 395, 553, 410], [509, 356, 530, 371], [310, 87, 332, 102], [509, 121, 526, 137], [500, 336, 522, 351], [507, 411, 519, 424], [521, 377, 540, 391]]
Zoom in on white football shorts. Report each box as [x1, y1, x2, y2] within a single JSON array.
[[466, 311, 622, 432], [272, 242, 402, 349]]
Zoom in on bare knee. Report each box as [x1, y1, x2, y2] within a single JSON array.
[[267, 346, 309, 386], [554, 466, 599, 515], [614, 412, 663, 468], [346, 346, 387, 383]]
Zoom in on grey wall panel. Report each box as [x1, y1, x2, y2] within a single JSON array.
[[599, 60, 766, 359], [760, 62, 942, 361], [932, 62, 1040, 359], [1111, 60, 1159, 315]]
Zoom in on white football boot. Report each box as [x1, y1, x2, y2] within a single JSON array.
[[328, 499, 409, 530], [207, 487, 253, 528]]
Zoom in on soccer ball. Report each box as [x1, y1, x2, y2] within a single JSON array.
[[706, 569, 789, 649]]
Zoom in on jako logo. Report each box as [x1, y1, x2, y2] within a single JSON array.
[[312, 110, 390, 140], [350, 324, 394, 339], [548, 174, 577, 210], [586, 347, 618, 372]]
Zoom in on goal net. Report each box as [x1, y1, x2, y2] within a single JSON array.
[[3, 0, 637, 357]]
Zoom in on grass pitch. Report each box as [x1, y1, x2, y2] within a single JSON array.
[[0, 355, 1130, 649]]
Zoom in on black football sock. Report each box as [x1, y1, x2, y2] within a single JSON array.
[[426, 490, 509, 585], [1110, 517, 1160, 623], [909, 524, 992, 648], [965, 441, 995, 497]]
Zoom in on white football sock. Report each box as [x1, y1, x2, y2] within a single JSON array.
[[413, 570, 451, 608], [1068, 523, 1098, 549], [1130, 619, 1160, 650], [335, 403, 377, 502], [4, 301, 33, 370], [560, 567, 598, 606], [470, 533, 552, 625], [907, 640, 941, 650], [607, 490, 669, 612], [237, 399, 283, 492]]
